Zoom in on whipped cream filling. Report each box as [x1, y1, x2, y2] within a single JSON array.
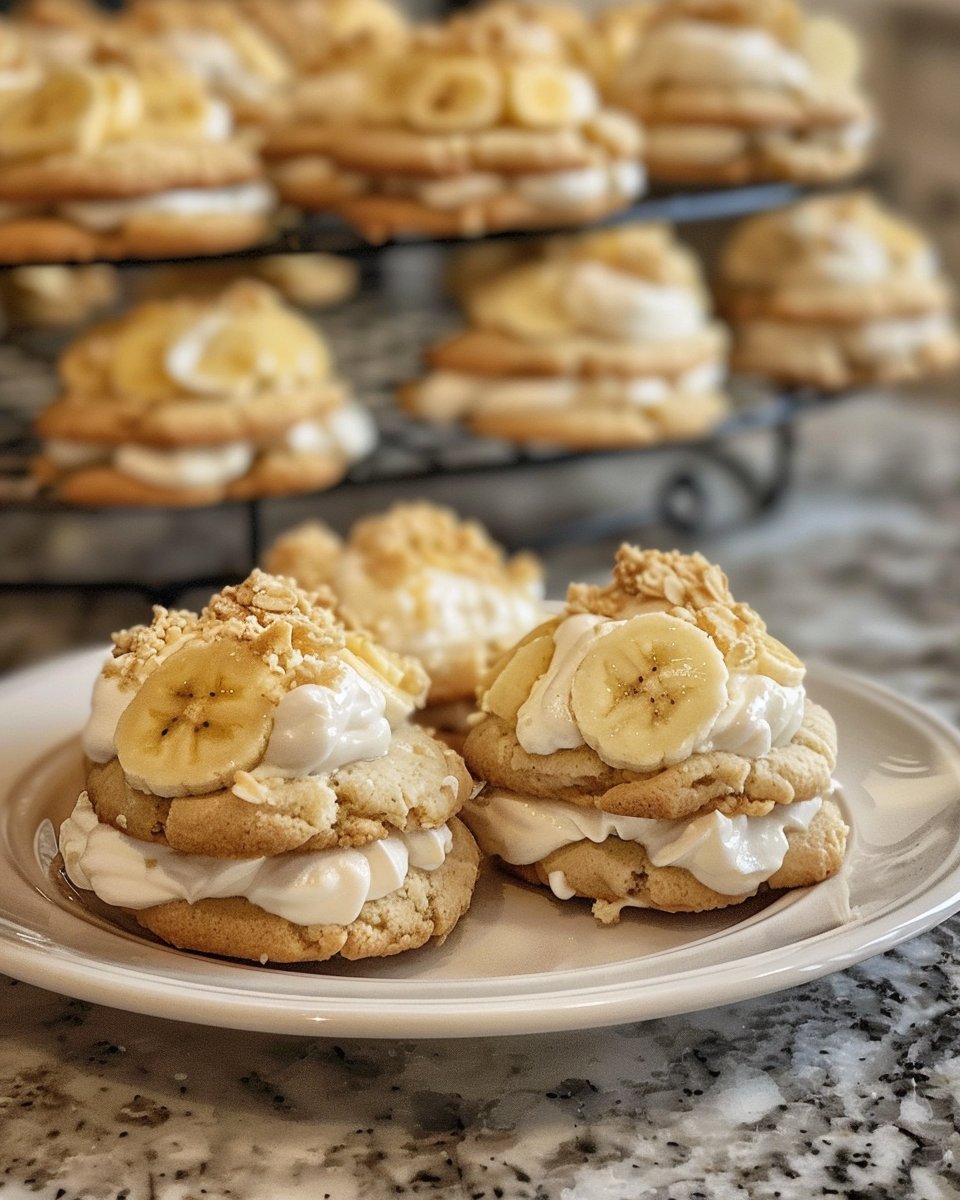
[[57, 181, 275, 232], [113, 442, 255, 489], [625, 20, 812, 92], [465, 788, 822, 895], [60, 792, 452, 926], [377, 162, 644, 212], [256, 668, 391, 778], [282, 405, 377, 460], [417, 361, 723, 420], [514, 613, 805, 763], [333, 555, 544, 676], [82, 670, 139, 763], [783, 217, 892, 287], [743, 312, 955, 366]]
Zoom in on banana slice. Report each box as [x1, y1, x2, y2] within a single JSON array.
[[481, 620, 560, 724], [110, 305, 197, 401], [137, 60, 214, 140], [754, 631, 806, 688], [115, 639, 278, 798], [570, 613, 729, 772], [101, 66, 144, 140], [506, 62, 598, 131], [467, 262, 572, 341], [164, 306, 328, 399], [0, 66, 110, 159], [802, 16, 861, 85], [403, 57, 504, 134]]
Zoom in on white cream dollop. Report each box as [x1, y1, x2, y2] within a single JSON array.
[[625, 20, 811, 92], [465, 788, 822, 895], [516, 161, 644, 209], [82, 670, 137, 763], [59, 793, 452, 926], [562, 261, 706, 341], [785, 217, 892, 287], [256, 664, 391, 778], [515, 613, 806, 762]]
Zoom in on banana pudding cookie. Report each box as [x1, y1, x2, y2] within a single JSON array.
[[0, 53, 274, 262], [32, 280, 376, 507], [718, 192, 960, 390], [264, 501, 546, 745], [59, 570, 481, 964], [266, 7, 645, 242], [462, 544, 846, 923], [402, 223, 730, 448], [611, 0, 873, 185]]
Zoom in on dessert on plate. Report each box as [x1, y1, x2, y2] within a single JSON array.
[[0, 52, 275, 262], [263, 501, 546, 744], [267, 7, 645, 242], [402, 222, 730, 448], [611, 0, 874, 185], [462, 543, 846, 923], [32, 280, 376, 506], [59, 570, 481, 963], [718, 191, 960, 390]]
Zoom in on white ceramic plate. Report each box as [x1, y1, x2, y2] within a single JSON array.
[[1, 648, 959, 1038]]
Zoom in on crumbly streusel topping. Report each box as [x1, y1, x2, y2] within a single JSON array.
[[103, 569, 427, 700], [262, 520, 345, 592], [567, 544, 770, 669], [347, 502, 542, 590]]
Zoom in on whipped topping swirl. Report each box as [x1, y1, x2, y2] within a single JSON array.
[[60, 793, 452, 926], [466, 789, 823, 895], [561, 261, 706, 341]]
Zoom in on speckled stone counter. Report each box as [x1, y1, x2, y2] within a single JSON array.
[[2, 392, 960, 1199]]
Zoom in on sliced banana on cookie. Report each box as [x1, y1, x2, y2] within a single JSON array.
[[482, 619, 560, 724], [506, 62, 598, 130], [403, 57, 504, 133], [754, 630, 806, 688], [115, 639, 278, 798], [570, 613, 729, 772], [340, 632, 426, 726], [802, 16, 861, 86], [0, 66, 110, 159], [468, 262, 572, 341], [101, 67, 144, 140], [110, 306, 196, 401]]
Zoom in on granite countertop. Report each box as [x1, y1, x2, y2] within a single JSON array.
[[1, 391, 960, 1199]]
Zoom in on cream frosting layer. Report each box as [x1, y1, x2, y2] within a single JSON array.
[[741, 312, 955, 369], [60, 793, 452, 926], [333, 555, 545, 677], [466, 788, 822, 895], [416, 362, 723, 421], [561, 261, 706, 341], [57, 181, 275, 232], [514, 613, 805, 764]]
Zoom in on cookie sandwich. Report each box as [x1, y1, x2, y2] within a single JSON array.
[[264, 502, 546, 744], [402, 223, 730, 448], [59, 570, 481, 964], [462, 544, 846, 923], [268, 9, 645, 242], [718, 192, 960, 390], [33, 280, 376, 506], [611, 0, 873, 185], [0, 53, 274, 262]]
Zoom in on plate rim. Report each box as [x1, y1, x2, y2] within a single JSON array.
[[1, 648, 959, 1037]]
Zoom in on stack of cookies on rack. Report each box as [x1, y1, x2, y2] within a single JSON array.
[[402, 222, 730, 448], [32, 280, 375, 506], [266, 3, 646, 241], [0, 49, 274, 262], [612, 0, 873, 184], [264, 501, 547, 747], [718, 192, 960, 390]]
